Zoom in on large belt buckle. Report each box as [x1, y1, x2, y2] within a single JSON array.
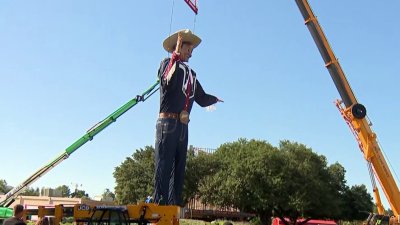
[[179, 110, 190, 124]]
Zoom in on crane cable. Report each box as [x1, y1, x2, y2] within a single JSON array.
[[193, 7, 197, 33], [167, 0, 198, 58], [365, 114, 400, 187], [368, 161, 378, 190], [376, 137, 400, 185], [168, 0, 175, 39], [169, 0, 199, 33]]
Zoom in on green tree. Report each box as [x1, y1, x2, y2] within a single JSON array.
[[0, 179, 11, 194], [22, 187, 40, 196], [113, 145, 215, 205], [199, 139, 351, 225], [114, 146, 154, 204], [55, 185, 71, 197], [341, 184, 373, 221], [199, 139, 280, 225], [327, 162, 348, 219], [184, 148, 220, 205], [71, 189, 89, 198], [102, 188, 116, 201], [328, 162, 347, 193], [273, 141, 342, 224]]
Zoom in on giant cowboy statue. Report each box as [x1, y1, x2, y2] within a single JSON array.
[[153, 29, 223, 206]]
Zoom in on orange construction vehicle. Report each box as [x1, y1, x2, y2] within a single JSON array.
[[294, 1, 400, 225]]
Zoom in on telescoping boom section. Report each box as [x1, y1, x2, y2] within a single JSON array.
[[295, 0, 400, 218], [0, 81, 160, 208]]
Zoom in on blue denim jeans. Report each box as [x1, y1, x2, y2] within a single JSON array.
[[153, 117, 188, 206]]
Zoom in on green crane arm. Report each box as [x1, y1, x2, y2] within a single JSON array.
[[295, 0, 400, 217], [0, 80, 159, 208]]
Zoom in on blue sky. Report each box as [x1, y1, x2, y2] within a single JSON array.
[[1, 0, 399, 208]]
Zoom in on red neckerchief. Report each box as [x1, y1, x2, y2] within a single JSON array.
[[163, 51, 180, 80], [184, 75, 192, 111]]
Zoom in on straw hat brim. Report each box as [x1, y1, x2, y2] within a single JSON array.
[[163, 29, 201, 53]]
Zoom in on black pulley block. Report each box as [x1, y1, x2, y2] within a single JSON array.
[[351, 103, 367, 119]]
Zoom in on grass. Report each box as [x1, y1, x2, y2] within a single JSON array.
[[180, 219, 250, 225], [180, 219, 211, 225]]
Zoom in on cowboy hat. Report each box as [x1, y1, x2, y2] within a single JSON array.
[[163, 29, 202, 53]]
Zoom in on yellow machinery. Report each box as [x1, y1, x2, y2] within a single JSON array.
[[294, 0, 400, 224], [25, 203, 179, 225]]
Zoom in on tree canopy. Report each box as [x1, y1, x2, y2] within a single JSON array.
[[102, 188, 116, 201], [114, 146, 155, 204], [0, 179, 11, 194], [55, 185, 71, 197], [113, 139, 373, 224], [22, 187, 40, 196], [184, 147, 221, 204]]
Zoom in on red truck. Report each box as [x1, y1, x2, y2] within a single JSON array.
[[272, 217, 337, 225]]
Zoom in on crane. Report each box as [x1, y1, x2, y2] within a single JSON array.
[[0, 81, 159, 209], [294, 0, 400, 223]]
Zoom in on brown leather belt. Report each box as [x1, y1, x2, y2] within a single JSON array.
[[159, 112, 179, 120]]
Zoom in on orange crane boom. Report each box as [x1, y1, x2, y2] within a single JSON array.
[[294, 0, 400, 217]]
